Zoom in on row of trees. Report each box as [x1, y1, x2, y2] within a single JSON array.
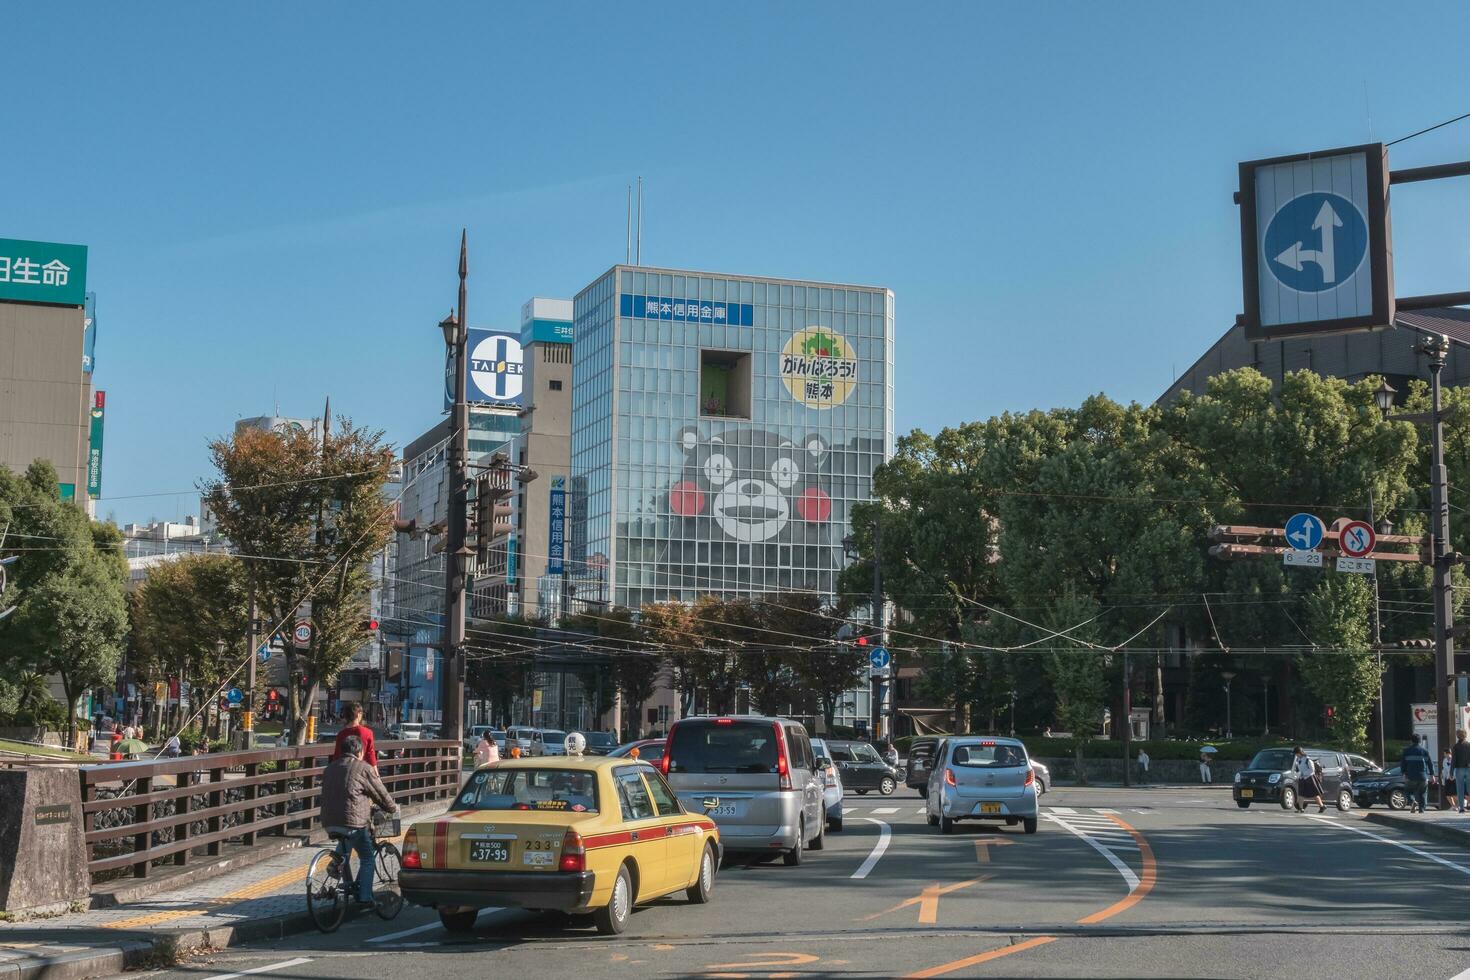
[[841, 368, 1450, 752], [468, 593, 871, 738]]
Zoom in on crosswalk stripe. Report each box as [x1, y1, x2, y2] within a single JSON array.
[[872, 807, 899, 814], [1049, 806, 1077, 814], [1093, 808, 1120, 814]]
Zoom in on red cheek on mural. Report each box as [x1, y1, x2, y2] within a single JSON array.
[[670, 481, 705, 517], [796, 487, 831, 522]]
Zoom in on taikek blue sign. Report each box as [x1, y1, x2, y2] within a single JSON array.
[[620, 294, 754, 326]]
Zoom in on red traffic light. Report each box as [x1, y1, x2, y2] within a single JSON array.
[[362, 618, 380, 632], [856, 636, 868, 646]]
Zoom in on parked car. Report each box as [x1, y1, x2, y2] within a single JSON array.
[[905, 736, 941, 795], [1345, 753, 1384, 783], [825, 739, 898, 795], [392, 723, 425, 741], [925, 736, 1040, 834], [1232, 747, 1354, 811], [809, 737, 845, 832], [530, 729, 569, 757], [1353, 765, 1409, 810], [609, 739, 666, 764], [583, 731, 619, 756], [662, 715, 825, 864], [1032, 759, 1051, 794]]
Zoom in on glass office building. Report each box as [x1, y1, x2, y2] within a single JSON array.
[[570, 265, 894, 610]]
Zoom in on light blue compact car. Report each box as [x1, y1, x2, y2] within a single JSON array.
[[925, 736, 1040, 835]]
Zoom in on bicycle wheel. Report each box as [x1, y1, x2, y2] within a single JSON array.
[[306, 847, 347, 933], [373, 842, 404, 920]]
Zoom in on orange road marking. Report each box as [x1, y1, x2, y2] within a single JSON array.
[[907, 814, 1156, 978], [1077, 814, 1156, 924], [973, 838, 1012, 863], [906, 936, 1059, 978], [704, 952, 819, 970], [858, 875, 989, 923]]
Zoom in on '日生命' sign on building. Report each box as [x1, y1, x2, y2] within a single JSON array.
[[0, 238, 88, 307]]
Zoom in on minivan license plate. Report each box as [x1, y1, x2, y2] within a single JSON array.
[[710, 804, 740, 817], [470, 840, 509, 863]]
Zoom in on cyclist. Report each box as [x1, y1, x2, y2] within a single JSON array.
[[331, 702, 378, 767], [321, 734, 398, 906]]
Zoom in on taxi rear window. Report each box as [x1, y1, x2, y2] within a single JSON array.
[[451, 768, 600, 813]]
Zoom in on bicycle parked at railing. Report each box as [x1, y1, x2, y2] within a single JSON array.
[[306, 809, 403, 933]]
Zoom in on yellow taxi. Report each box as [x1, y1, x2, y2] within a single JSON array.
[[399, 738, 721, 935]]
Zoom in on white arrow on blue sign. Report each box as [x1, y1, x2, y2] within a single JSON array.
[[226, 687, 244, 705], [258, 644, 272, 663], [1284, 513, 1325, 552], [869, 646, 891, 670]]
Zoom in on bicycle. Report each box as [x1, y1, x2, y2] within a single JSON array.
[[306, 811, 404, 933]]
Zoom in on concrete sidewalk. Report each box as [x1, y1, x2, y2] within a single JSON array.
[[1363, 803, 1470, 849], [0, 800, 440, 980]]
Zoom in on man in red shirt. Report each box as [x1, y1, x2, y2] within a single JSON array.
[[331, 702, 377, 767]]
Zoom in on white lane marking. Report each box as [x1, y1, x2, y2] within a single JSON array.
[[1093, 808, 1120, 814], [1305, 815, 1470, 877], [872, 807, 900, 814], [1448, 967, 1470, 980], [915, 808, 927, 815], [201, 958, 313, 980], [368, 920, 447, 943], [1050, 806, 1077, 814], [1045, 814, 1139, 890], [1132, 809, 1151, 814], [851, 817, 892, 880]]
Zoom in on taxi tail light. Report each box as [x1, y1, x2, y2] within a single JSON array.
[[774, 722, 793, 791], [559, 830, 586, 873], [944, 768, 957, 788], [402, 828, 421, 869], [1024, 768, 1035, 787]]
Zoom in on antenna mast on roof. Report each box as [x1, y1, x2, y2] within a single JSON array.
[[626, 184, 632, 264], [636, 176, 643, 266]]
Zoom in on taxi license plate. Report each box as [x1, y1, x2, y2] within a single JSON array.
[[709, 804, 740, 818], [979, 803, 1002, 815], [1240, 789, 1254, 799], [469, 840, 509, 863]]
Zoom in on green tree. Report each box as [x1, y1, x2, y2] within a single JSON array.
[[203, 420, 395, 744]]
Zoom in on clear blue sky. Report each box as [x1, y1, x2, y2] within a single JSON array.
[[6, 3, 1470, 525]]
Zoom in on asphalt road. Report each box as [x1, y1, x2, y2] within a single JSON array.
[[127, 786, 1470, 979]]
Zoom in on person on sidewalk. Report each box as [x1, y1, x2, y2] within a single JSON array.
[[321, 734, 398, 907], [1400, 733, 1433, 814], [1137, 749, 1150, 784], [1453, 730, 1470, 814], [164, 733, 181, 758], [1292, 747, 1325, 812], [1441, 748, 1455, 809], [1199, 751, 1212, 784], [330, 702, 378, 768], [473, 731, 499, 767]]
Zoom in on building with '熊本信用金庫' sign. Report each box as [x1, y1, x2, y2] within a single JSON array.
[[0, 237, 100, 513], [569, 265, 895, 605]]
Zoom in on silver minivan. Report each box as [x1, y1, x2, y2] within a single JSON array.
[[663, 715, 825, 865]]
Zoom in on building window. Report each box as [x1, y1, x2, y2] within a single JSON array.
[[549, 379, 563, 391], [699, 350, 751, 418]]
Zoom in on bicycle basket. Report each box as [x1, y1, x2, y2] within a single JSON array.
[[371, 811, 401, 837]]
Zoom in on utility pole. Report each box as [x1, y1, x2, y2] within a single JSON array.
[[1122, 651, 1132, 787], [1426, 334, 1456, 786], [871, 519, 887, 741], [241, 571, 258, 748], [1368, 491, 1386, 765], [440, 232, 471, 749]]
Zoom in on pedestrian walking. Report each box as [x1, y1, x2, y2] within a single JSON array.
[[1441, 749, 1454, 809], [1453, 730, 1470, 814], [164, 733, 181, 758], [1400, 733, 1433, 813], [1199, 751, 1212, 784], [330, 702, 378, 768], [883, 740, 899, 768], [473, 731, 499, 767], [1291, 746, 1325, 812], [1137, 749, 1150, 784]]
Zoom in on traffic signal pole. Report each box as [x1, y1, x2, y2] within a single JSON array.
[[1426, 336, 1456, 787]]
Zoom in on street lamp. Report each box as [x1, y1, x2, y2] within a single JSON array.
[[1221, 671, 1235, 739], [437, 232, 471, 749], [1374, 378, 1397, 418], [439, 312, 460, 348]]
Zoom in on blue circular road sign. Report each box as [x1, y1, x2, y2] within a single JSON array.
[[1264, 192, 1368, 293], [869, 646, 891, 670], [226, 687, 244, 705], [1284, 513, 1325, 551]]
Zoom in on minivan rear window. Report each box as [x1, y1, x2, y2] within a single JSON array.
[[668, 721, 779, 774], [951, 743, 1027, 768]]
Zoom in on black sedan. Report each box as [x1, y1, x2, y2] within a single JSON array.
[[1353, 766, 1409, 810]]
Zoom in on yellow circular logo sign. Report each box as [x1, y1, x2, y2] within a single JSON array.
[[780, 328, 858, 409]]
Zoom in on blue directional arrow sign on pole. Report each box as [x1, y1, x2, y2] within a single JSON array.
[[258, 644, 272, 663], [1284, 513, 1325, 551], [226, 687, 244, 705], [869, 646, 891, 670]]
